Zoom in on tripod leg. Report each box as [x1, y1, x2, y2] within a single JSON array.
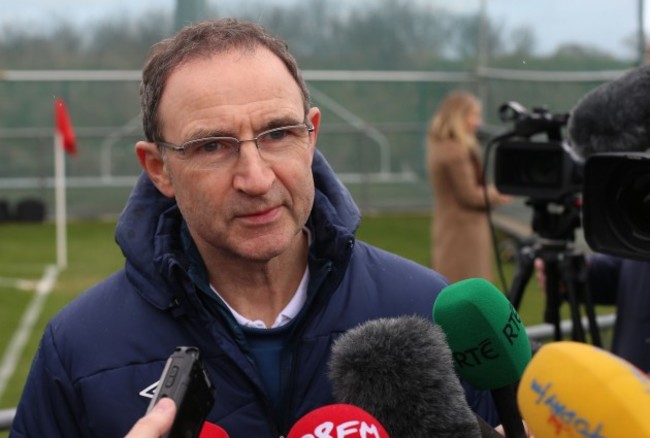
[[559, 257, 586, 343], [507, 246, 535, 310], [579, 284, 602, 347], [543, 258, 563, 341], [572, 254, 602, 347]]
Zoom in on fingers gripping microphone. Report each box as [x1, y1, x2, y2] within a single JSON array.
[[433, 278, 531, 438], [287, 404, 389, 438], [518, 341, 650, 437], [568, 65, 650, 160], [328, 315, 486, 438]]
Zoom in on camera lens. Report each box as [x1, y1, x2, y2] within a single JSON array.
[[583, 153, 650, 260], [618, 172, 650, 239]]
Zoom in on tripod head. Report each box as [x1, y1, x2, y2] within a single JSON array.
[[527, 194, 582, 245]]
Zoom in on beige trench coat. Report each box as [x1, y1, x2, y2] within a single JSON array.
[[428, 139, 505, 284]]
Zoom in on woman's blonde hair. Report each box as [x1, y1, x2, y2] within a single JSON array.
[[428, 91, 481, 153]]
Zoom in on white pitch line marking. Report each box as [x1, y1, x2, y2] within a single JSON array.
[[0, 265, 59, 400]]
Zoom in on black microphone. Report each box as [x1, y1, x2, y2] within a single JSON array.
[[328, 315, 501, 438], [568, 65, 650, 160]]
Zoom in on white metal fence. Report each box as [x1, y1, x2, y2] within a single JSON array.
[[0, 67, 630, 219]]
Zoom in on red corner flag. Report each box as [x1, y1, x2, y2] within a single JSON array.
[[54, 98, 77, 156]]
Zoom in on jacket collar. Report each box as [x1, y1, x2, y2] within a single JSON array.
[[115, 150, 360, 310]]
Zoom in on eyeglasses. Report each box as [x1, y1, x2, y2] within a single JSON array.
[[157, 123, 314, 169]]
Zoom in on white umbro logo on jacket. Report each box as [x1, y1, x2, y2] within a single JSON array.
[[139, 380, 160, 399]]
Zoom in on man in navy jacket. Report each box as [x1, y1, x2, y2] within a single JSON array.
[[12, 19, 499, 437]]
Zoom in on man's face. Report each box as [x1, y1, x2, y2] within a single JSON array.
[[141, 47, 320, 265]]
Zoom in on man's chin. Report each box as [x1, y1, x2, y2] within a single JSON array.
[[234, 238, 291, 262]]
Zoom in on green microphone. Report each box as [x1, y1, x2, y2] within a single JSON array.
[[433, 278, 531, 438]]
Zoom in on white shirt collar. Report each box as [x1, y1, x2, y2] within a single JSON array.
[[210, 267, 309, 329], [210, 228, 311, 329]]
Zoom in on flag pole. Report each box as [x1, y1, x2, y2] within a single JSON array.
[[53, 97, 76, 270], [54, 130, 67, 269]]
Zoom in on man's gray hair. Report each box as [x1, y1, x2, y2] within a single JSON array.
[[140, 18, 311, 142]]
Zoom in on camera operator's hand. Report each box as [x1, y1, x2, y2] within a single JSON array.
[[486, 184, 513, 206], [125, 398, 176, 438], [534, 258, 547, 292], [534, 258, 570, 295], [496, 193, 513, 205]]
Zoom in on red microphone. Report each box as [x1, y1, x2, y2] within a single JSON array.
[[288, 404, 389, 438], [199, 421, 230, 437]]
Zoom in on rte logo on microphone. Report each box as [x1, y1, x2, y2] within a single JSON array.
[[502, 303, 525, 346]]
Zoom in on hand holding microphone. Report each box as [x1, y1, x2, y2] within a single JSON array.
[[126, 398, 177, 438], [125, 399, 229, 438]]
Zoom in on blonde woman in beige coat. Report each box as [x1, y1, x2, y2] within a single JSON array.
[[427, 91, 511, 284]]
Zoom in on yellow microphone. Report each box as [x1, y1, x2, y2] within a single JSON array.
[[517, 341, 650, 437]]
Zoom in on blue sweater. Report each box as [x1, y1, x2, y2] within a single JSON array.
[[11, 150, 498, 437]]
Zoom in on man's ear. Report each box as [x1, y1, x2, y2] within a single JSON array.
[[308, 107, 321, 144], [306, 107, 322, 164], [135, 141, 175, 198]]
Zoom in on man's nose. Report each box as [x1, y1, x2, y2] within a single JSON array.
[[231, 141, 275, 195]]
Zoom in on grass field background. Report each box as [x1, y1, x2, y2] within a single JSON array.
[[0, 214, 613, 434]]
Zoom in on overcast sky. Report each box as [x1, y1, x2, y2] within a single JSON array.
[[1, 0, 644, 59]]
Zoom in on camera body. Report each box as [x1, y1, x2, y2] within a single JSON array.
[[147, 346, 215, 438], [493, 101, 581, 203], [494, 139, 582, 202], [493, 102, 650, 261]]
